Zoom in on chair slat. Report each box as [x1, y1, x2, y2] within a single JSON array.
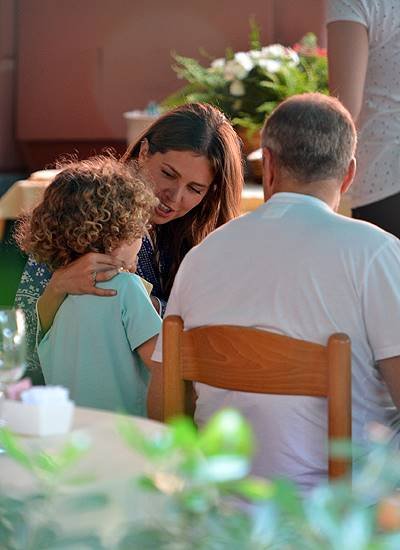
[[181, 326, 328, 396]]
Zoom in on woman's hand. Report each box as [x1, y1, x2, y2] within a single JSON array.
[[50, 253, 124, 297], [37, 253, 125, 335]]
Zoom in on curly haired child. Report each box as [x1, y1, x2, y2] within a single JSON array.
[[17, 155, 161, 416]]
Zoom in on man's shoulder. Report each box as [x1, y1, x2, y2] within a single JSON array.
[[333, 213, 398, 247], [203, 211, 258, 243], [184, 214, 253, 259]]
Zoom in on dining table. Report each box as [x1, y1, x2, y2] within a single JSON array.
[[0, 406, 168, 542]]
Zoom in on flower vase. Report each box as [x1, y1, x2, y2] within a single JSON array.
[[235, 127, 262, 183]]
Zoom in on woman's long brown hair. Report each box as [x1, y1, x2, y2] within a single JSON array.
[[122, 103, 244, 296]]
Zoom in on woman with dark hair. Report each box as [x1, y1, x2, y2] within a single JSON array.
[[15, 103, 244, 382]]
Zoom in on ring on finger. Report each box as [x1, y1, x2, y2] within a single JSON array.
[[92, 270, 97, 286]]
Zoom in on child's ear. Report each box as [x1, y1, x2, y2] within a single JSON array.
[[138, 139, 150, 166]]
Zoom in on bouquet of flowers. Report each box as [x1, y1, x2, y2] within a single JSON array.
[[163, 25, 328, 136]]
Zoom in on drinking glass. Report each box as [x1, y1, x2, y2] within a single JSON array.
[[0, 308, 26, 428]]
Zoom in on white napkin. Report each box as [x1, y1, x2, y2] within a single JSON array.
[[20, 385, 70, 405]]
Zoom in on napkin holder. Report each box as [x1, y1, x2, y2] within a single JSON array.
[[2, 399, 74, 436]]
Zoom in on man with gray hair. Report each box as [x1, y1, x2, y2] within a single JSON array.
[[152, 93, 400, 494]]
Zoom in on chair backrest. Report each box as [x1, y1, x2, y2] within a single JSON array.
[[163, 315, 352, 480]]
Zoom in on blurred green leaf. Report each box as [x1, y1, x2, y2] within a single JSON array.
[[62, 492, 110, 513], [29, 525, 59, 550], [191, 455, 250, 483], [0, 428, 33, 470], [168, 416, 199, 451], [199, 409, 254, 458], [272, 478, 304, 519], [118, 416, 174, 460], [136, 475, 159, 493], [229, 477, 275, 501], [117, 528, 172, 550], [249, 15, 262, 51]]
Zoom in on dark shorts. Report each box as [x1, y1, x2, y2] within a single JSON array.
[[352, 191, 400, 239]]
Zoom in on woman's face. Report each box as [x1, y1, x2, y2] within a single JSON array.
[[139, 142, 214, 225]]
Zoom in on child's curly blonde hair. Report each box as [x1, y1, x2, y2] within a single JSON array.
[[16, 155, 158, 270]]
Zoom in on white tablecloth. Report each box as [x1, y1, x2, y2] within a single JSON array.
[[0, 406, 164, 490], [0, 407, 167, 541]]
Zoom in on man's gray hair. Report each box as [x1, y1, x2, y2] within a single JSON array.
[[261, 93, 357, 183]]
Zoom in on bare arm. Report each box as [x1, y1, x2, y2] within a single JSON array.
[[136, 336, 163, 421], [327, 21, 369, 121], [37, 253, 124, 334], [378, 356, 400, 410]]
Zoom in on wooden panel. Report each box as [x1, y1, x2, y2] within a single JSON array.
[[180, 324, 328, 396], [327, 332, 352, 478]]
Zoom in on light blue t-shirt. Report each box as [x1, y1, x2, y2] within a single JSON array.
[[38, 273, 162, 416]]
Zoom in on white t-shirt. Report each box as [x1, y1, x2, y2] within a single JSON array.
[[153, 193, 400, 494], [327, 0, 400, 208]]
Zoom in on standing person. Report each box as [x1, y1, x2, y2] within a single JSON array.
[[17, 156, 161, 415], [14, 103, 244, 383], [327, 0, 400, 234], [152, 94, 400, 494]]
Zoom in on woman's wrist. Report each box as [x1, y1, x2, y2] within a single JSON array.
[[47, 269, 68, 299], [37, 275, 67, 334]]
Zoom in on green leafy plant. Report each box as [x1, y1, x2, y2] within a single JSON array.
[[1, 412, 400, 549], [0, 429, 107, 549], [163, 24, 328, 136]]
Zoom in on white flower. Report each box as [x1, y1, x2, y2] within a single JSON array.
[[260, 44, 299, 66], [258, 58, 281, 73], [230, 79, 245, 96], [261, 44, 287, 58], [211, 57, 225, 70], [234, 51, 254, 72], [285, 48, 300, 65], [224, 60, 245, 81], [224, 52, 254, 81]]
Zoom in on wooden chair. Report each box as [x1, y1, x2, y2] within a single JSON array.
[[163, 315, 352, 480]]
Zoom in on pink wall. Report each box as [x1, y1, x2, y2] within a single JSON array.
[[0, 0, 21, 170], [2, 0, 327, 170], [273, 0, 326, 46]]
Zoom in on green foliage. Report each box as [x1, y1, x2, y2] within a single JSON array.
[[2, 412, 400, 548], [0, 428, 90, 484], [249, 16, 262, 51], [162, 24, 328, 134]]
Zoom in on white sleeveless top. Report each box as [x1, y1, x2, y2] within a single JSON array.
[[327, 0, 400, 208]]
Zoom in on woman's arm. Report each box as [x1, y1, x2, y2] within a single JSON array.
[[327, 20, 369, 121], [37, 253, 124, 334]]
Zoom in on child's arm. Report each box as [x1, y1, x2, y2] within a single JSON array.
[[136, 335, 158, 368], [136, 336, 163, 422]]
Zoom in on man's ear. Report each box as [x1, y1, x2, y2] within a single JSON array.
[[340, 157, 356, 195], [262, 147, 276, 202], [138, 139, 150, 167]]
